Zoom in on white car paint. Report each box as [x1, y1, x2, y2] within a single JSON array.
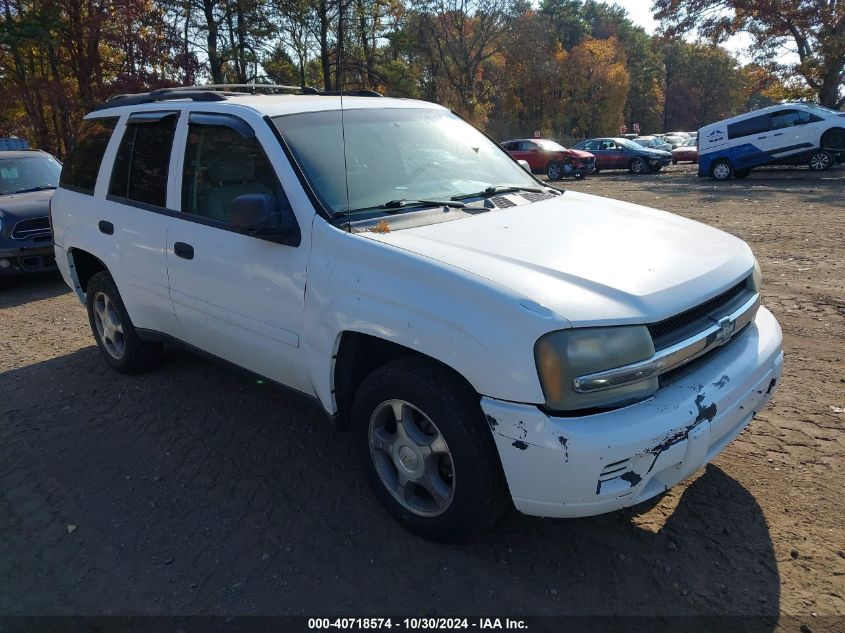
[[52, 94, 784, 519]]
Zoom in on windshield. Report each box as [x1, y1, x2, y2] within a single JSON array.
[[536, 139, 566, 151], [617, 138, 643, 150], [273, 108, 538, 215], [0, 156, 61, 195]]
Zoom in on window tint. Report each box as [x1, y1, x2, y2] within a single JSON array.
[[770, 109, 820, 128], [181, 120, 280, 223], [502, 142, 517, 151], [728, 115, 770, 140], [109, 113, 178, 207], [59, 117, 118, 194]]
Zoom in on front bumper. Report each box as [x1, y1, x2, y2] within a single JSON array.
[[649, 158, 671, 169], [0, 243, 56, 275], [484, 306, 783, 518]]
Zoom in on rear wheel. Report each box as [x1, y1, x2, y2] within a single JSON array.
[[629, 157, 647, 174], [808, 150, 833, 171], [546, 160, 563, 180], [86, 271, 162, 374], [711, 159, 734, 181], [352, 356, 508, 542]]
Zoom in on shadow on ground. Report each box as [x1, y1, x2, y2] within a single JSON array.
[[0, 345, 779, 623]]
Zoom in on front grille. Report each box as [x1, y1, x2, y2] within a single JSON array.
[[12, 217, 51, 240], [648, 279, 750, 350]]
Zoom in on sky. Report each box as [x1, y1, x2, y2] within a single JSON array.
[[609, 0, 756, 62]]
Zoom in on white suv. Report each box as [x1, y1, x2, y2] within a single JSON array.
[[51, 85, 784, 541]]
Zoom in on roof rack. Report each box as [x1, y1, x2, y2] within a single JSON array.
[[93, 84, 383, 111]]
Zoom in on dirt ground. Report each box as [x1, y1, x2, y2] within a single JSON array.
[[1, 163, 843, 629]]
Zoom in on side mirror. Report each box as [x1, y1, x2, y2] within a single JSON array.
[[230, 193, 301, 246], [517, 159, 531, 172]]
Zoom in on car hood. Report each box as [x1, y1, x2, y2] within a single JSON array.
[[364, 191, 754, 327], [561, 149, 594, 159], [0, 190, 53, 220], [647, 149, 673, 158]]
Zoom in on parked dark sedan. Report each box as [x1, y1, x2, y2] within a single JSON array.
[[0, 150, 61, 279], [572, 137, 672, 174]]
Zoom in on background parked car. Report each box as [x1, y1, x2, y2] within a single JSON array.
[[672, 138, 699, 164], [502, 138, 596, 179], [0, 150, 61, 280], [633, 135, 673, 152], [572, 137, 672, 174]]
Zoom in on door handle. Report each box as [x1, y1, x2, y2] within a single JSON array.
[[773, 132, 783, 136], [98, 220, 114, 235], [173, 242, 194, 260], [757, 135, 768, 139]]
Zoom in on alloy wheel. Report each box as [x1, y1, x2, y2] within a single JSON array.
[[368, 399, 455, 517], [809, 152, 831, 171], [93, 291, 126, 360]]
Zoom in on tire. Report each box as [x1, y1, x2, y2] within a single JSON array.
[[672, 159, 678, 165], [734, 168, 751, 179], [352, 356, 508, 542], [808, 150, 833, 171], [85, 271, 162, 374], [821, 129, 845, 151], [546, 160, 563, 180], [629, 157, 647, 174], [651, 165, 663, 172], [711, 159, 734, 181]]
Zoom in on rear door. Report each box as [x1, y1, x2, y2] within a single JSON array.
[[101, 111, 181, 335], [580, 140, 608, 168], [165, 111, 312, 393]]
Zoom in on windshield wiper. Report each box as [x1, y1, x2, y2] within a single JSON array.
[[12, 185, 57, 194], [451, 185, 547, 201], [367, 198, 467, 213]]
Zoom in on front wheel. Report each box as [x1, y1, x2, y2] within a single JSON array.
[[629, 157, 647, 174], [85, 271, 162, 373], [808, 150, 833, 171], [546, 160, 563, 180], [352, 356, 508, 542], [711, 159, 734, 181]]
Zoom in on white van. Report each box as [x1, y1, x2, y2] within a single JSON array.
[[698, 102, 845, 180]]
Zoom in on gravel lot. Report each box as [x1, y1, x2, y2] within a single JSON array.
[[1, 163, 843, 627]]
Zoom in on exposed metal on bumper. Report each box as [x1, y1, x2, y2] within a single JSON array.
[[483, 306, 783, 518], [573, 292, 760, 393]]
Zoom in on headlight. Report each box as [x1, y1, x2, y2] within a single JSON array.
[[749, 259, 762, 292], [535, 326, 657, 411]]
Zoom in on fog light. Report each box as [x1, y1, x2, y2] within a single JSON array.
[[0, 258, 11, 268]]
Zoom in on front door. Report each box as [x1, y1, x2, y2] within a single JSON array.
[[165, 112, 312, 394]]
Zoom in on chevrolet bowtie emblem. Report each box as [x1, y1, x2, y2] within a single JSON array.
[[714, 316, 736, 346]]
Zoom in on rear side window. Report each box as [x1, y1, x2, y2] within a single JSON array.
[[59, 117, 119, 194], [109, 112, 178, 208], [727, 115, 771, 140], [181, 117, 281, 223]]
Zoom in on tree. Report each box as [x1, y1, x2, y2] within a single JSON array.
[[560, 37, 629, 136], [411, 0, 517, 123], [654, 0, 845, 108]]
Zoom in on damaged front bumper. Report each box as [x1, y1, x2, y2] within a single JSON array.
[[483, 306, 783, 518]]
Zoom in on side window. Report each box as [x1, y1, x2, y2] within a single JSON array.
[[109, 112, 178, 207], [728, 115, 771, 140], [502, 142, 517, 151], [59, 117, 119, 194], [582, 140, 599, 151], [181, 116, 280, 223], [770, 109, 801, 129]]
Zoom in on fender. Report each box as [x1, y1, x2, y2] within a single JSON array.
[[301, 219, 567, 412]]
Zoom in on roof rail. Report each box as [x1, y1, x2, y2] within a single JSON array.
[[92, 84, 384, 111]]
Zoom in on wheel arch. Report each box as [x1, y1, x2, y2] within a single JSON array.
[[820, 126, 845, 147], [67, 247, 109, 299], [332, 332, 478, 431]]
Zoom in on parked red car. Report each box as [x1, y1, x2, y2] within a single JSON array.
[[672, 138, 699, 164], [502, 138, 596, 179]]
